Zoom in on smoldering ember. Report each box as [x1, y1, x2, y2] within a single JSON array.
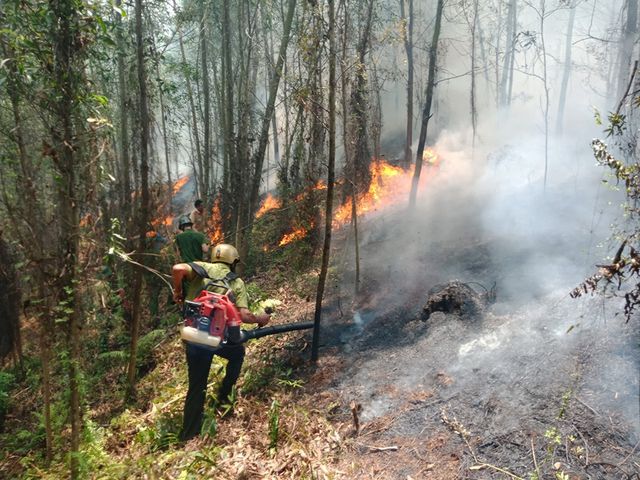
[[0, 0, 639, 479]]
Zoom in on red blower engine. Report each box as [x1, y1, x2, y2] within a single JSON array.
[[180, 290, 313, 350]]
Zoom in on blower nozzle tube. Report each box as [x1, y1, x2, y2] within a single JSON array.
[[240, 322, 314, 342]]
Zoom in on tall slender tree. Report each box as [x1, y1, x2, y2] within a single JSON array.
[[409, 0, 443, 209], [126, 0, 152, 399], [556, 0, 578, 135], [312, 0, 337, 362], [400, 0, 414, 168]]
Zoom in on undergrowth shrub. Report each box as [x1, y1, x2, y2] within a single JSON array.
[[0, 371, 15, 432], [137, 329, 165, 369]]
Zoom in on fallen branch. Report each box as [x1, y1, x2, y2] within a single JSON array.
[[621, 439, 640, 466], [355, 443, 399, 453], [572, 424, 590, 466], [350, 401, 362, 435], [440, 409, 477, 462], [470, 463, 524, 480], [586, 461, 632, 478], [531, 436, 540, 479], [575, 396, 599, 416]]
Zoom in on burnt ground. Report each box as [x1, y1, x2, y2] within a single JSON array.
[[307, 211, 640, 479]]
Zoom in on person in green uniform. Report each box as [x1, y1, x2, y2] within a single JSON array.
[[172, 243, 270, 441], [174, 215, 208, 262]]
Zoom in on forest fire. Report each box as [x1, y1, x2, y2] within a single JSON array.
[[208, 197, 224, 244], [172, 175, 190, 194], [264, 152, 440, 247], [151, 215, 173, 227], [279, 225, 311, 246], [333, 152, 439, 228], [294, 181, 327, 202], [256, 193, 281, 218], [154, 153, 441, 250]]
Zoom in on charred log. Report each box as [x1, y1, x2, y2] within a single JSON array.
[[422, 281, 495, 321]]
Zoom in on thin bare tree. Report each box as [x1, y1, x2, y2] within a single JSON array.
[[409, 0, 444, 209]]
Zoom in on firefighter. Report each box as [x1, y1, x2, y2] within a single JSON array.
[[174, 215, 208, 263], [172, 243, 270, 441], [189, 199, 206, 232]]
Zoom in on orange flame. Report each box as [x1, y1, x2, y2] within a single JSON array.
[[150, 215, 173, 228], [333, 154, 439, 228], [256, 194, 281, 218], [273, 153, 440, 247], [172, 176, 190, 194], [423, 147, 439, 166], [279, 225, 309, 246], [294, 181, 327, 202], [208, 197, 224, 245]]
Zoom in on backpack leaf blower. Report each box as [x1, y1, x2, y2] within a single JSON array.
[[179, 289, 313, 351]]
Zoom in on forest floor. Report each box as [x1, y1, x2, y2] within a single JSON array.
[[300, 224, 640, 480], [3, 207, 640, 479]]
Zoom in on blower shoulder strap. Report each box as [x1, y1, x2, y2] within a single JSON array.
[[188, 262, 238, 292], [188, 262, 209, 279]]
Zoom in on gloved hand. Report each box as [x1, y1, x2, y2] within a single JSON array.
[[172, 289, 183, 306], [255, 313, 271, 327]]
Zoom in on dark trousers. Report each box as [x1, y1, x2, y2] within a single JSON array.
[[180, 343, 245, 441]]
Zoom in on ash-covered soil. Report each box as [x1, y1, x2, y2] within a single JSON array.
[[311, 215, 640, 479]]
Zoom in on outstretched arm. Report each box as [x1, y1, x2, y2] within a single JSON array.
[[171, 263, 195, 305], [239, 308, 270, 327]]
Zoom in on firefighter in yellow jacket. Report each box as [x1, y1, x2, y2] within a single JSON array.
[[172, 244, 270, 441]]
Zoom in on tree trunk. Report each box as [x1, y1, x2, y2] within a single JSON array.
[[539, 0, 550, 189], [409, 0, 443, 209], [470, 0, 479, 149], [349, 0, 375, 193], [200, 4, 212, 202], [221, 0, 236, 238], [476, 8, 491, 95], [617, 0, 639, 101], [152, 35, 172, 188], [556, 0, 577, 135], [312, 0, 336, 363], [176, 14, 203, 188], [248, 0, 296, 213], [370, 54, 382, 162], [39, 286, 55, 464], [400, 0, 414, 168], [127, 0, 151, 400], [115, 0, 132, 222], [500, 0, 517, 107], [262, 17, 281, 177], [50, 0, 83, 475], [0, 22, 52, 462]]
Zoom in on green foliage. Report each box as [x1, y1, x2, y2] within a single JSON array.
[[74, 419, 126, 478], [544, 427, 562, 447], [96, 350, 128, 372], [0, 371, 15, 415], [188, 449, 221, 474], [245, 282, 268, 308], [242, 358, 303, 396], [135, 413, 181, 453], [158, 310, 181, 329], [137, 329, 166, 368], [268, 399, 280, 452], [106, 217, 127, 259], [605, 112, 626, 137], [573, 106, 640, 321], [201, 410, 218, 439], [557, 388, 572, 419]]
